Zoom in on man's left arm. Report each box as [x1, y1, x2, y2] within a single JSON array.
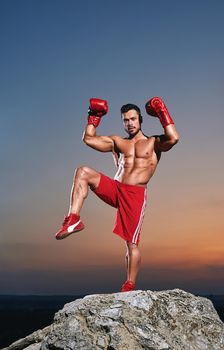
[[155, 124, 179, 152], [145, 96, 180, 152]]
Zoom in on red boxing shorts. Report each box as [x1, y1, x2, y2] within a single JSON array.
[[92, 173, 147, 245]]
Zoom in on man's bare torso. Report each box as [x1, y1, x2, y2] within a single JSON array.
[[111, 133, 160, 187]]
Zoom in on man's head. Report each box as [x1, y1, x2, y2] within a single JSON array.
[[120, 103, 143, 137]]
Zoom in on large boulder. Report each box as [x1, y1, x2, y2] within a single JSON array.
[[3, 289, 224, 350]]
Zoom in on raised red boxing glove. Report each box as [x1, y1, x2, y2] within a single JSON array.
[[145, 96, 174, 128], [87, 98, 108, 128]]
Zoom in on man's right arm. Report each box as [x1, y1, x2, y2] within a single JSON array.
[[83, 125, 115, 152], [82, 98, 115, 152]]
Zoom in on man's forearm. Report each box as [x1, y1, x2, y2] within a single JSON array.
[[157, 124, 179, 152], [83, 98, 108, 143], [163, 124, 179, 144], [145, 96, 180, 150], [83, 124, 96, 140], [82, 124, 98, 147]]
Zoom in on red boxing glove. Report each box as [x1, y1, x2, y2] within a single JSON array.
[[145, 96, 174, 128], [87, 98, 108, 128]]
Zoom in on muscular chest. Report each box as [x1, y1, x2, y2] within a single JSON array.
[[122, 139, 153, 158], [115, 138, 156, 166]]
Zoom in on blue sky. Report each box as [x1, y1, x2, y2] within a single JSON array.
[[1, 0, 224, 295]]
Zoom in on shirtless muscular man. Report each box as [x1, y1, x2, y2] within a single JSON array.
[[55, 97, 179, 292]]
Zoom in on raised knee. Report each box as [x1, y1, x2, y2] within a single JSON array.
[[75, 166, 91, 179]]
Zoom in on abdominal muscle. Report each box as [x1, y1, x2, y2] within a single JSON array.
[[114, 154, 158, 187]]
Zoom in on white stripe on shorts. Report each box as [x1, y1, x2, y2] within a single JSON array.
[[132, 189, 147, 244]]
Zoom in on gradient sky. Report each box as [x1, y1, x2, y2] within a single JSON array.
[[1, 0, 224, 295]]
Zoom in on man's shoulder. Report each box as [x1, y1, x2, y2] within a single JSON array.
[[109, 135, 125, 142], [142, 133, 158, 141]]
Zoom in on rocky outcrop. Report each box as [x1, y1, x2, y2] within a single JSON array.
[[1, 327, 50, 350], [2, 289, 224, 350]]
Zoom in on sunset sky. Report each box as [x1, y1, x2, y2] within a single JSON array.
[[1, 0, 224, 296]]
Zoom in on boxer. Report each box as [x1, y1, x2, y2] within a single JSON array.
[[55, 96, 179, 292]]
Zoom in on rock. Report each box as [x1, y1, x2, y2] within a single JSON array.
[[2, 289, 224, 350], [1, 326, 50, 350]]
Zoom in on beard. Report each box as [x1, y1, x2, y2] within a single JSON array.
[[125, 127, 141, 139]]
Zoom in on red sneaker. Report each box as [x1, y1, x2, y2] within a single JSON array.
[[121, 280, 136, 292], [55, 213, 84, 240]]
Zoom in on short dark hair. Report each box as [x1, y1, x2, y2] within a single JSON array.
[[120, 103, 143, 124]]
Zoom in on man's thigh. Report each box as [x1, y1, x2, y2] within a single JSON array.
[[91, 173, 118, 208]]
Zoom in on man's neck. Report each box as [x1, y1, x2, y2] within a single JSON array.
[[128, 129, 144, 140]]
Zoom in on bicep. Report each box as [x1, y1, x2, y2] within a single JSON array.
[[84, 135, 114, 152], [154, 134, 178, 153]]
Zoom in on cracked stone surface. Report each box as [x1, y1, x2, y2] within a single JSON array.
[[2, 289, 224, 350]]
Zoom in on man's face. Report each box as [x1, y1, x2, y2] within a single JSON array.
[[122, 109, 141, 137]]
